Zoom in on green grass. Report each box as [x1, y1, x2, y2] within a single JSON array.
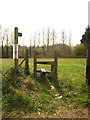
[[2, 58, 88, 117], [2, 58, 86, 74]]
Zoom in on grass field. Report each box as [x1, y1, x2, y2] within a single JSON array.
[[2, 58, 88, 118], [2, 58, 86, 85], [2, 58, 86, 76]]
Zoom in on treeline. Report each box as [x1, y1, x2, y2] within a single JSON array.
[[0, 25, 86, 58], [0, 25, 13, 58], [0, 43, 86, 58]]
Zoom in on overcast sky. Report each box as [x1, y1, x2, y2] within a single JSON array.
[[0, 0, 89, 46]]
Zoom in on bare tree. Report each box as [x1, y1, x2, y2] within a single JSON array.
[[52, 29, 56, 50], [0, 27, 5, 57], [68, 32, 72, 46], [0, 25, 2, 49], [61, 30, 66, 45], [22, 38, 25, 57], [4, 28, 9, 57], [9, 30, 13, 46], [38, 32, 40, 47], [30, 35, 32, 58], [0, 26, 4, 57], [47, 27, 50, 51], [60, 30, 67, 55], [1, 35, 5, 58], [33, 32, 36, 49], [67, 32, 72, 56], [10, 30, 14, 58], [42, 30, 45, 52]]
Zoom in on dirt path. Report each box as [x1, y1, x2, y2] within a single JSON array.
[[21, 107, 88, 118]]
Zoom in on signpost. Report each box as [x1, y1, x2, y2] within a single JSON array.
[[18, 32, 22, 37], [88, 2, 90, 118], [13, 27, 22, 70]]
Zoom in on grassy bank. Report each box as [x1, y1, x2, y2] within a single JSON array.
[[2, 58, 88, 118]]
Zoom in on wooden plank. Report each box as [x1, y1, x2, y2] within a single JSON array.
[[54, 50, 57, 79], [19, 58, 26, 66], [36, 70, 51, 74], [34, 50, 37, 77], [36, 61, 54, 65], [33, 50, 58, 78], [51, 64, 54, 73], [14, 27, 18, 70]]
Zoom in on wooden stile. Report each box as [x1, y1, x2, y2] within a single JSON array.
[[33, 50, 58, 79]]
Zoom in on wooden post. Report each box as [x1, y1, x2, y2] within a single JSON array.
[[30, 46, 31, 58], [13, 27, 22, 70], [34, 50, 37, 77], [51, 64, 54, 73], [14, 27, 18, 70], [54, 50, 57, 79], [19, 58, 26, 66]]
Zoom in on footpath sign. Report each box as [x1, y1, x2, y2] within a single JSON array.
[[13, 44, 18, 59], [13, 27, 22, 69]]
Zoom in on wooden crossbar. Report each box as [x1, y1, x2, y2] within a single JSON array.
[[36, 70, 51, 74], [19, 58, 26, 66], [36, 61, 54, 65]]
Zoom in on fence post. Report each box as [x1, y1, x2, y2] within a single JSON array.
[[34, 50, 37, 77], [14, 27, 18, 70], [51, 64, 54, 73], [30, 46, 31, 58], [13, 27, 22, 71], [54, 50, 57, 79]]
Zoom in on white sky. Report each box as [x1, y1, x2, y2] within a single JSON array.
[[0, 0, 89, 46]]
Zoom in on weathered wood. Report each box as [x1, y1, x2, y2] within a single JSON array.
[[51, 64, 54, 73], [34, 50, 37, 77], [36, 61, 54, 65], [30, 46, 31, 58], [14, 27, 18, 70], [15, 59, 18, 70], [19, 58, 26, 66], [54, 50, 57, 79], [36, 70, 51, 74], [33, 50, 58, 79]]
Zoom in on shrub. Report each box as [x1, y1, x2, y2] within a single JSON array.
[[72, 43, 86, 56]]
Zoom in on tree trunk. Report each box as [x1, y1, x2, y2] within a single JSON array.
[[11, 45, 13, 58], [2, 43, 3, 58], [7, 45, 8, 58], [86, 42, 90, 85]]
